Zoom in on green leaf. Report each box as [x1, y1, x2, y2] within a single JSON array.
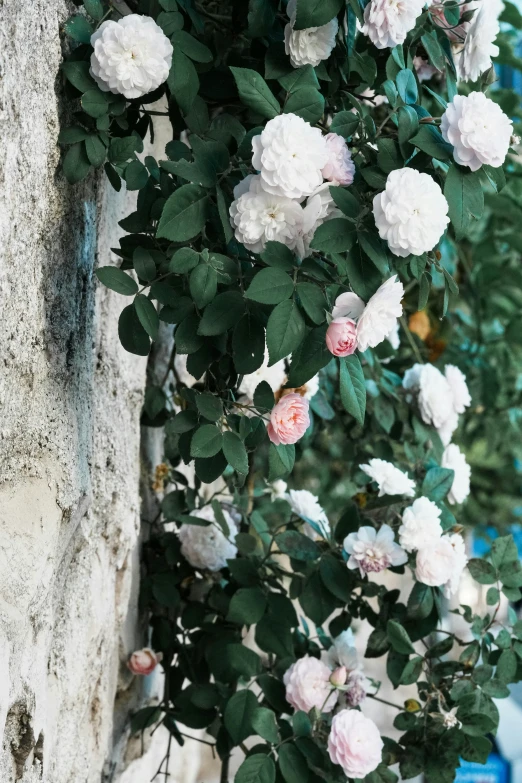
[[169, 247, 200, 274], [467, 559, 497, 585], [253, 381, 275, 410], [95, 266, 138, 296], [310, 218, 355, 253], [407, 583, 434, 620], [157, 184, 209, 242], [62, 61, 96, 93], [396, 69, 418, 104], [284, 86, 325, 124], [245, 268, 294, 304], [422, 467, 455, 501], [190, 264, 217, 309], [329, 187, 360, 219], [339, 356, 366, 425], [230, 66, 280, 119], [287, 325, 331, 387], [157, 10, 184, 35], [64, 15, 94, 43], [118, 305, 150, 356], [134, 295, 159, 340], [84, 0, 104, 19], [491, 534, 519, 569], [84, 134, 106, 167], [227, 644, 262, 678], [171, 30, 213, 63], [248, 0, 277, 37], [228, 587, 267, 625], [170, 410, 199, 434], [168, 48, 199, 115], [223, 431, 249, 474], [411, 125, 453, 161], [125, 159, 149, 190], [58, 126, 91, 145], [330, 110, 360, 138], [81, 88, 110, 118], [268, 443, 295, 481], [63, 143, 91, 184], [251, 708, 280, 744], [133, 247, 156, 282], [296, 282, 327, 324], [276, 531, 320, 561], [196, 393, 223, 422], [235, 754, 276, 783], [198, 291, 246, 336], [444, 165, 484, 239], [233, 316, 266, 375], [400, 656, 423, 685], [278, 744, 309, 783], [266, 300, 306, 364], [421, 30, 446, 71], [295, 0, 344, 29], [387, 620, 416, 655], [357, 231, 390, 275], [261, 241, 295, 271], [224, 690, 258, 745], [190, 425, 223, 458]]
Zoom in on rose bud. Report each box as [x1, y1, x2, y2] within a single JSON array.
[[127, 648, 163, 676], [326, 318, 357, 357], [330, 666, 348, 687]]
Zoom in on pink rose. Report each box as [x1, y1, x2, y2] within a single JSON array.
[[284, 656, 338, 713], [328, 710, 383, 778], [322, 133, 356, 186], [128, 648, 163, 676], [330, 666, 347, 687], [267, 393, 310, 446], [326, 317, 357, 357]]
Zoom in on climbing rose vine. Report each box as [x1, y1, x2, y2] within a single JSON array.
[[60, 0, 522, 781]]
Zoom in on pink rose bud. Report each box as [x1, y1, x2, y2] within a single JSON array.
[[326, 318, 357, 357], [128, 648, 163, 676], [267, 393, 310, 446], [330, 666, 348, 687], [321, 133, 356, 186]]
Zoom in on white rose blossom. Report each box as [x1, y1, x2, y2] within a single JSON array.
[[284, 0, 339, 69], [373, 168, 450, 258], [326, 629, 360, 673], [332, 275, 404, 353], [285, 489, 331, 539], [441, 93, 513, 172], [322, 133, 356, 186], [402, 363, 470, 446], [362, 0, 426, 49], [90, 15, 173, 99], [360, 458, 416, 497], [284, 656, 338, 713], [442, 444, 471, 505], [229, 175, 304, 254], [445, 364, 472, 414], [328, 710, 383, 779], [238, 347, 287, 400], [455, 1, 503, 83], [416, 532, 467, 597], [344, 524, 408, 577], [269, 479, 288, 501], [178, 505, 238, 572], [252, 114, 329, 200], [399, 496, 443, 553]]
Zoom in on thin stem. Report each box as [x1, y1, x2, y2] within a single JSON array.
[[367, 693, 403, 711], [179, 732, 216, 747], [399, 316, 424, 364], [220, 755, 230, 783]]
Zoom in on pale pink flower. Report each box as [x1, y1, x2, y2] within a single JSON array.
[[128, 648, 163, 676], [267, 393, 310, 446], [284, 656, 338, 713], [322, 133, 356, 186], [415, 533, 468, 595], [326, 317, 358, 357], [328, 710, 383, 778], [330, 666, 348, 686], [344, 524, 408, 577]]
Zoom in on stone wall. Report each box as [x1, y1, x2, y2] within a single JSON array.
[[0, 2, 149, 780]]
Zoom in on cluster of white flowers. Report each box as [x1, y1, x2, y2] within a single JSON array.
[[373, 168, 450, 258], [403, 363, 471, 447], [230, 114, 355, 257], [359, 458, 416, 497], [178, 504, 238, 572], [344, 523, 408, 577], [90, 15, 173, 99], [331, 275, 404, 353], [455, 0, 504, 83], [441, 92, 513, 172], [285, 488, 331, 539], [362, 0, 425, 49], [284, 0, 339, 68]]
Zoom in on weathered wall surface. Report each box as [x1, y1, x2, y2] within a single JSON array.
[[0, 2, 150, 780]]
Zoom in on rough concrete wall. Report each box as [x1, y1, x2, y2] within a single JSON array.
[[0, 2, 149, 781]]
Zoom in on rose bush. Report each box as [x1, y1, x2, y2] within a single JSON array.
[[60, 0, 522, 781]]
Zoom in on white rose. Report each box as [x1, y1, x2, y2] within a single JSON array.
[[344, 524, 408, 577], [442, 444, 471, 505], [328, 710, 383, 779], [90, 15, 173, 99], [284, 0, 339, 68], [455, 1, 502, 83], [402, 363, 463, 446], [387, 320, 400, 350], [373, 168, 450, 258], [285, 489, 330, 539], [416, 533, 467, 596], [322, 133, 356, 186], [331, 276, 404, 353], [444, 365, 471, 414], [441, 93, 512, 172], [362, 0, 425, 49], [229, 174, 304, 254], [359, 458, 416, 497], [178, 505, 238, 572], [252, 114, 329, 200], [284, 656, 338, 713], [444, 533, 468, 597], [399, 496, 443, 553], [238, 347, 287, 401]]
